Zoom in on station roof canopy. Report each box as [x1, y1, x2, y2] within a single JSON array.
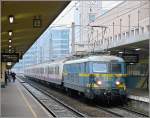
[[1, 1, 70, 57], [110, 39, 149, 59]]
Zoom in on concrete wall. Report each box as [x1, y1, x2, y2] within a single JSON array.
[[86, 1, 150, 51]]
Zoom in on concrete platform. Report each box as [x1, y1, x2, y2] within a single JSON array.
[[127, 88, 149, 115], [1, 79, 52, 118], [127, 89, 149, 103]]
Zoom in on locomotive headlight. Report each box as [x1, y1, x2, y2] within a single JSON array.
[[97, 80, 102, 85], [116, 81, 120, 85]]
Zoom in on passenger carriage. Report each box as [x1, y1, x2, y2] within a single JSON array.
[[24, 60, 65, 85]]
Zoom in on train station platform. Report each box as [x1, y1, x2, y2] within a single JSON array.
[[126, 88, 149, 115], [127, 88, 149, 103], [1, 78, 51, 118]]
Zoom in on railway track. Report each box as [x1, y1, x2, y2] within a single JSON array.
[[18, 76, 149, 117], [19, 79, 86, 117], [118, 106, 149, 117], [96, 105, 149, 117]]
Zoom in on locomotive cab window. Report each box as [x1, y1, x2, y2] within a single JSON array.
[[111, 63, 122, 74], [92, 63, 108, 73]]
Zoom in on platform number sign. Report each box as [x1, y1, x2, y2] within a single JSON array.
[[1, 53, 19, 62], [33, 16, 42, 28], [122, 54, 139, 63]]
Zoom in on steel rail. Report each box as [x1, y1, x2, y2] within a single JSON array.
[[97, 105, 149, 117], [96, 105, 123, 117], [20, 81, 57, 117], [118, 106, 149, 117], [19, 79, 86, 117]]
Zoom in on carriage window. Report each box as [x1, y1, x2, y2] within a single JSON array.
[[111, 64, 121, 73], [93, 63, 108, 73]]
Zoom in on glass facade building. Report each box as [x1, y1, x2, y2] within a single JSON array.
[[50, 29, 70, 59], [13, 27, 70, 72]]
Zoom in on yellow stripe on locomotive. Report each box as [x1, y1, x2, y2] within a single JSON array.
[[63, 72, 127, 78]]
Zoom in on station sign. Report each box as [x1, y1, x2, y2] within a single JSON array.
[[122, 54, 139, 63], [1, 53, 19, 62], [33, 16, 42, 28]]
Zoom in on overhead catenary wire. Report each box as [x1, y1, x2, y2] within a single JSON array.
[[94, 1, 147, 25]]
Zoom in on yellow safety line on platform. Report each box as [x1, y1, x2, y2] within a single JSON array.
[[17, 83, 37, 118]]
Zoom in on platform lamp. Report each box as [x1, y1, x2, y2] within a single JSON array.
[[8, 45, 12, 48], [8, 48, 11, 53], [12, 47, 16, 53], [7, 62, 12, 66], [8, 15, 14, 24], [9, 39, 12, 43], [8, 43, 12, 53], [8, 30, 13, 36]]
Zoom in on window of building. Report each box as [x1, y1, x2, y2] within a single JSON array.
[[99, 40, 101, 45], [52, 31, 61, 39], [53, 40, 60, 43], [122, 32, 125, 39], [115, 35, 117, 40], [110, 36, 113, 42], [141, 27, 144, 34], [107, 37, 109, 44], [53, 40, 68, 44], [104, 38, 106, 44], [118, 33, 121, 40], [61, 50, 69, 54], [135, 28, 139, 35], [61, 44, 69, 48], [89, 13, 96, 23], [101, 39, 103, 44], [147, 25, 150, 33], [61, 31, 69, 39], [126, 32, 129, 38], [131, 29, 134, 36], [53, 50, 61, 54]]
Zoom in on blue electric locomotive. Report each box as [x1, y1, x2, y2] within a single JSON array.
[[63, 55, 127, 103]]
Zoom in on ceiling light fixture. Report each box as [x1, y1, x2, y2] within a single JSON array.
[[7, 62, 12, 66], [119, 51, 123, 54], [9, 15, 14, 23], [9, 45, 12, 48], [8, 31, 13, 36], [9, 39, 12, 43], [135, 48, 141, 51]]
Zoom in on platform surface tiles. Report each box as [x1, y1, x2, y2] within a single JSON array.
[[127, 88, 149, 103], [1, 79, 51, 118]]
